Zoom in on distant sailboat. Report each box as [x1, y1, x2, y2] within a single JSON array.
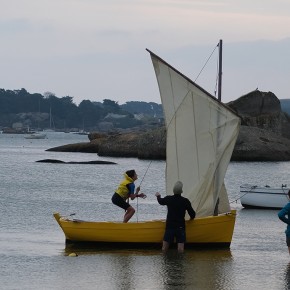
[[25, 124, 46, 139], [44, 107, 56, 132], [25, 132, 46, 139]]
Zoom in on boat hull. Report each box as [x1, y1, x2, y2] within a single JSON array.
[[54, 210, 236, 248], [240, 184, 289, 209]]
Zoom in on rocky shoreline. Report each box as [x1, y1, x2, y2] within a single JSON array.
[[46, 125, 290, 161], [46, 91, 290, 161], [46, 128, 166, 160]]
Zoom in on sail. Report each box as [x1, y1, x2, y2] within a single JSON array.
[[148, 50, 240, 217]]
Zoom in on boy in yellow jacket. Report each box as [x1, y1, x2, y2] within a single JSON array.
[[112, 170, 146, 222]]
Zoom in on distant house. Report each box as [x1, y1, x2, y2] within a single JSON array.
[[12, 122, 23, 130], [134, 113, 144, 120], [104, 113, 126, 119]]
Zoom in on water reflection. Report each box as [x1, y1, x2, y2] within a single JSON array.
[[63, 245, 234, 289], [64, 243, 161, 256], [161, 250, 233, 290], [161, 252, 187, 288]]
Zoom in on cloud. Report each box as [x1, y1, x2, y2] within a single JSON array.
[[0, 0, 290, 104]]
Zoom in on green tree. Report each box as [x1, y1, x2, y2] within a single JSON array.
[[103, 99, 120, 113], [78, 100, 104, 129]]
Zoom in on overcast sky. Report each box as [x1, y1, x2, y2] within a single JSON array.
[[1, 0, 290, 105]]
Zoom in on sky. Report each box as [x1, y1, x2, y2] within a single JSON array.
[[1, 0, 290, 105]]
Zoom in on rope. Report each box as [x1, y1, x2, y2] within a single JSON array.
[[214, 54, 219, 97], [229, 185, 257, 204], [136, 196, 139, 222], [281, 184, 290, 201], [194, 43, 219, 83], [135, 129, 167, 222], [138, 128, 167, 187], [138, 160, 153, 187]]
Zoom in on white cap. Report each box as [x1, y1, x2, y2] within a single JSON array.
[[173, 181, 183, 195]]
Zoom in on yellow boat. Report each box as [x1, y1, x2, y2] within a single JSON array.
[[54, 41, 240, 248], [54, 210, 236, 247]]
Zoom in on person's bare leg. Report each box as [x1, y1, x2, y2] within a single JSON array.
[[177, 243, 184, 253], [162, 241, 170, 252], [123, 206, 135, 223]]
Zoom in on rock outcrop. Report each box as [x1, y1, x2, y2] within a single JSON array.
[[231, 126, 290, 161], [47, 90, 290, 161], [228, 90, 290, 160], [47, 128, 166, 160], [227, 90, 290, 139]]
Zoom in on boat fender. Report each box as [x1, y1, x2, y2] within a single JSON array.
[[68, 253, 78, 257]]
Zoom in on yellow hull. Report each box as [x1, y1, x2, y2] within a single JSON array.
[[54, 210, 236, 247]]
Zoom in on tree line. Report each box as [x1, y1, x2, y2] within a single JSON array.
[[0, 88, 163, 131]]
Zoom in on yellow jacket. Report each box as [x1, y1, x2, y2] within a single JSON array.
[[115, 174, 134, 199]]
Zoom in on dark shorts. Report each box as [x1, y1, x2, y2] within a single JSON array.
[[112, 193, 130, 210], [286, 236, 290, 247], [163, 227, 186, 243]]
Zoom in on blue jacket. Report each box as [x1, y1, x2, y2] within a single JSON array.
[[278, 202, 290, 237]]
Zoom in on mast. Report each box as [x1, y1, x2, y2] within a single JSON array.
[[50, 107, 52, 129], [218, 39, 222, 101], [214, 39, 223, 215]]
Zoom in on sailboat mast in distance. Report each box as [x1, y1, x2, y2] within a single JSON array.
[[218, 39, 223, 101]]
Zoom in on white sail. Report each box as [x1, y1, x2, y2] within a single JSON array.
[[148, 51, 240, 217]]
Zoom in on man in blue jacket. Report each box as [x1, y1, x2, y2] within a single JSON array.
[[278, 190, 290, 254]]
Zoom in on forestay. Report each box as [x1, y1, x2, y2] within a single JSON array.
[[148, 51, 240, 217]]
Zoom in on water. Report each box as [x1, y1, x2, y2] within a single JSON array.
[[1, 132, 290, 290]]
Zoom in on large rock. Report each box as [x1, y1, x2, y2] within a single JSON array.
[[227, 90, 281, 117], [46, 142, 99, 153], [47, 128, 166, 159], [232, 126, 290, 161], [227, 90, 290, 139]]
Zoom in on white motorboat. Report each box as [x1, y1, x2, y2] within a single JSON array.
[[240, 184, 290, 209], [25, 132, 47, 139]]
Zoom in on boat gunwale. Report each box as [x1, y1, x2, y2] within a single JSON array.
[[55, 210, 236, 224]]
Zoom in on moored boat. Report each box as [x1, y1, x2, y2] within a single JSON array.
[[240, 184, 290, 209], [25, 132, 47, 139]]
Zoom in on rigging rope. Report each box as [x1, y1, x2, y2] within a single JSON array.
[[214, 54, 219, 97], [136, 159, 152, 222], [139, 160, 153, 187], [194, 43, 219, 83], [229, 186, 257, 204], [135, 129, 167, 222], [138, 128, 167, 187]]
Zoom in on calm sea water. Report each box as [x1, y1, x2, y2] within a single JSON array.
[[1, 132, 290, 290]]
